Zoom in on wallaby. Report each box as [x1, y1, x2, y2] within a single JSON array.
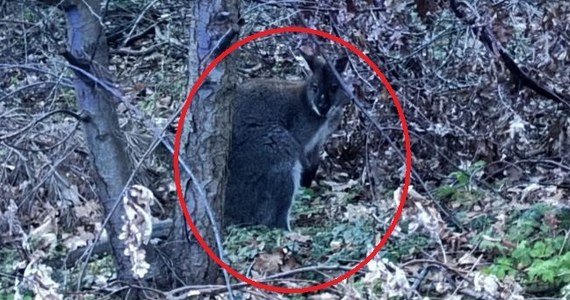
[[224, 48, 350, 230]]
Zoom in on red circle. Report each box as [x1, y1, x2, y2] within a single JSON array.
[[173, 26, 412, 294]]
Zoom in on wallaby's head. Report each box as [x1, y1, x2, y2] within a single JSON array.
[[300, 49, 350, 118]]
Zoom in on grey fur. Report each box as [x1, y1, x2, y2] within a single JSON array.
[[224, 51, 350, 230]]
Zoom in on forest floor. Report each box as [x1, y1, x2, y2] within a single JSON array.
[[1, 0, 569, 299]]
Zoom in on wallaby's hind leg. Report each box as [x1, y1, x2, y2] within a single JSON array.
[[225, 127, 304, 230], [269, 159, 302, 230]]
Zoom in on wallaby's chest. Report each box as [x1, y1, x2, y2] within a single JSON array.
[[232, 79, 333, 153]]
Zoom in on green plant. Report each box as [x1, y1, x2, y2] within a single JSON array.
[[436, 161, 486, 206], [223, 226, 285, 265], [448, 160, 486, 187], [486, 233, 570, 286]]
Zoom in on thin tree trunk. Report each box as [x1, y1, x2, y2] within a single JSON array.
[[58, 0, 135, 284]]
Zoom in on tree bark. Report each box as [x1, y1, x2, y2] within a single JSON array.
[[58, 0, 135, 285], [161, 0, 240, 286]]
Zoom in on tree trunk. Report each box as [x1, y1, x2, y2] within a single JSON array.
[[53, 0, 240, 291], [160, 0, 240, 286], [58, 0, 135, 285]]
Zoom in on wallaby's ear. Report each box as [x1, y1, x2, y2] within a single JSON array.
[[299, 46, 314, 62], [334, 56, 349, 73], [299, 47, 325, 72]]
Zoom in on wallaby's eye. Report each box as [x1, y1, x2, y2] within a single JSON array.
[[311, 83, 318, 92], [331, 83, 339, 90]]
